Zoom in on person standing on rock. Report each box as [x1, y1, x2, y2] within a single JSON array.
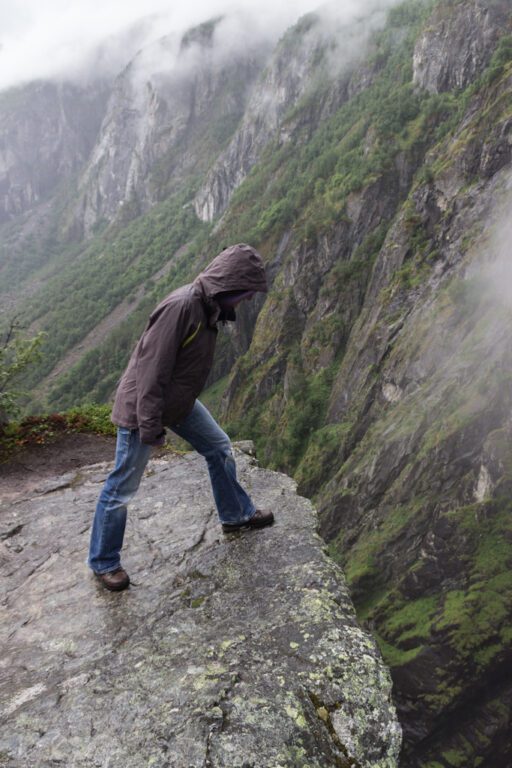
[[88, 243, 273, 591]]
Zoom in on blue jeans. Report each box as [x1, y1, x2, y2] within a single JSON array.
[[88, 400, 256, 574]]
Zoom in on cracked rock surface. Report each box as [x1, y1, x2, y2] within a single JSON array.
[[0, 442, 401, 767]]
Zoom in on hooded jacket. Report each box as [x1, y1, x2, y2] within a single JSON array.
[[111, 243, 268, 444]]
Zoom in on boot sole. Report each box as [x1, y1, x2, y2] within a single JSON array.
[[222, 517, 274, 533]]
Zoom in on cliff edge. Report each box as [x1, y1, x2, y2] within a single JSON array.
[[0, 442, 400, 768]]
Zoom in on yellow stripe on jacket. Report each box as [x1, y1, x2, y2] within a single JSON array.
[[181, 322, 203, 348]]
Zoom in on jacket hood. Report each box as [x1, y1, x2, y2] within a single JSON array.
[[194, 243, 268, 299]]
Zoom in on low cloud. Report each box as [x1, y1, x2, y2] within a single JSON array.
[[290, 0, 398, 83], [0, 0, 318, 90], [459, 177, 512, 321], [483, 200, 512, 312], [0, 0, 404, 92]]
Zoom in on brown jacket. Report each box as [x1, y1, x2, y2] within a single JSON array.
[[111, 243, 268, 443]]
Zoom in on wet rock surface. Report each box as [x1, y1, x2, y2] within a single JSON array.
[[412, 0, 509, 94], [0, 443, 400, 768]]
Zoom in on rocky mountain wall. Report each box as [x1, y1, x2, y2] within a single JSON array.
[[0, 81, 109, 224], [0, 18, 269, 267], [214, 2, 512, 766], [319, 160, 512, 766], [71, 23, 269, 237], [413, 0, 510, 93], [193, 7, 391, 224]]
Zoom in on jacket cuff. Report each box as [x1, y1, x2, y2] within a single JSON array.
[[140, 428, 164, 446]]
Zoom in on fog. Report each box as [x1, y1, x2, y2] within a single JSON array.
[[458, 174, 512, 324], [0, 0, 402, 91], [482, 197, 512, 313]]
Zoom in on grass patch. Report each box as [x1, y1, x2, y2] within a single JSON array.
[[0, 404, 115, 461], [383, 594, 438, 644], [374, 633, 425, 668]]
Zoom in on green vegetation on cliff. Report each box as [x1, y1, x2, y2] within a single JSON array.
[[21, 189, 206, 398], [18, 0, 437, 415]]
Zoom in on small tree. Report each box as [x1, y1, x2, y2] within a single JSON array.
[[0, 320, 45, 426]]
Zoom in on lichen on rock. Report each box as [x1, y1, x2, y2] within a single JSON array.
[[0, 443, 401, 768]]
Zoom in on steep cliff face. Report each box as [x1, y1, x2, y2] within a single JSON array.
[[73, 20, 268, 236], [193, 14, 328, 223], [215, 2, 512, 766], [412, 0, 510, 93], [0, 81, 108, 224], [0, 18, 269, 397], [319, 166, 512, 767], [193, 6, 389, 224]]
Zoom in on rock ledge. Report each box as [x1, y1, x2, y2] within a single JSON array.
[[0, 444, 401, 767]]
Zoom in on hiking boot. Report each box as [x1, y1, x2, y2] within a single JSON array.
[[95, 567, 130, 591], [222, 508, 274, 533]]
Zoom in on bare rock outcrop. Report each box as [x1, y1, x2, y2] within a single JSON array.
[[0, 443, 401, 768], [413, 0, 510, 94], [193, 7, 390, 224], [73, 22, 268, 236]]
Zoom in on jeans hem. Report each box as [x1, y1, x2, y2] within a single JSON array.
[[89, 563, 121, 575], [219, 509, 256, 526]]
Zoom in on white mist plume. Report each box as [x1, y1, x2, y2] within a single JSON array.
[[0, 0, 320, 90], [320, 0, 400, 72], [0, 0, 403, 92], [482, 199, 512, 312], [124, 10, 277, 101], [462, 175, 512, 317]]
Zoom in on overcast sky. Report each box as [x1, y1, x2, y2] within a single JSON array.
[[0, 0, 336, 90]]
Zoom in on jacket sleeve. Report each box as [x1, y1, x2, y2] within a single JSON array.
[[135, 300, 190, 444]]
